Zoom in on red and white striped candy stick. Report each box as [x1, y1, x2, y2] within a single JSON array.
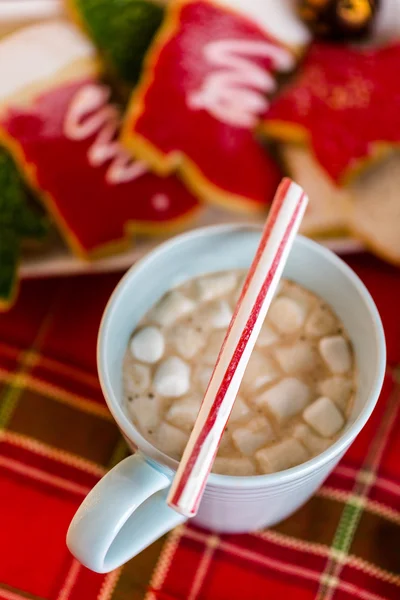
[[167, 178, 308, 517]]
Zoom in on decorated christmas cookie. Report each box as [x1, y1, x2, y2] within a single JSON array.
[[346, 152, 400, 264], [281, 145, 350, 237], [122, 0, 310, 212], [0, 21, 200, 258], [264, 41, 400, 184], [281, 143, 400, 264], [67, 0, 166, 86], [0, 148, 48, 309]]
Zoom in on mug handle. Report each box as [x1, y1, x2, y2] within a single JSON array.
[[67, 452, 187, 573]]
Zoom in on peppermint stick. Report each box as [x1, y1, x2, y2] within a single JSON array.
[[167, 178, 308, 517]]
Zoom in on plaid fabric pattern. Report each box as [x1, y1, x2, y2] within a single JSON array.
[[0, 254, 399, 600]]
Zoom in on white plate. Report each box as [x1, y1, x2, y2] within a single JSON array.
[[20, 209, 364, 279], [2, 4, 364, 279]]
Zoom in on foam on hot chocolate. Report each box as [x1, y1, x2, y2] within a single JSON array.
[[123, 270, 356, 476]]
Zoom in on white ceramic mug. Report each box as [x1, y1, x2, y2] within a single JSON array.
[[67, 225, 386, 573]]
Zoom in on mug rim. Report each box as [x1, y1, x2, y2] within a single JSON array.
[[97, 224, 386, 489]]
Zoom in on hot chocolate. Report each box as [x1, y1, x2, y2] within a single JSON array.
[[123, 270, 356, 476]]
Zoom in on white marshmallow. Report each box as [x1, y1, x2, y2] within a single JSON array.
[[256, 324, 279, 348], [156, 422, 189, 459], [242, 351, 280, 390], [255, 377, 310, 424], [124, 363, 150, 394], [154, 356, 190, 397], [228, 395, 252, 423], [169, 324, 205, 359], [268, 296, 306, 334], [127, 395, 160, 433], [196, 271, 237, 301], [256, 438, 309, 474], [319, 336, 352, 374], [274, 341, 318, 374], [218, 430, 235, 456], [303, 396, 345, 437], [280, 281, 312, 312], [198, 300, 233, 329], [305, 306, 337, 337], [196, 366, 213, 393], [231, 289, 241, 307], [202, 330, 225, 365], [317, 376, 354, 412], [150, 291, 195, 326], [166, 395, 202, 431], [130, 326, 165, 364], [231, 276, 246, 305], [232, 416, 275, 456], [212, 456, 256, 476], [274, 279, 283, 297], [292, 423, 330, 455]]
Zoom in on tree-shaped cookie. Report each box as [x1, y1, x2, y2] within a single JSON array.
[[0, 148, 48, 309], [67, 0, 165, 86]]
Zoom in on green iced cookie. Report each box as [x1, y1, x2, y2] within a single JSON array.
[[0, 230, 19, 308], [71, 0, 165, 85], [0, 148, 48, 307]]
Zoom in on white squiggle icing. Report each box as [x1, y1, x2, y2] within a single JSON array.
[[188, 39, 294, 128], [107, 154, 148, 185], [64, 85, 114, 140], [88, 121, 120, 164], [64, 83, 149, 185]]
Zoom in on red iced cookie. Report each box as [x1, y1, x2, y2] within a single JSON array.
[[264, 42, 400, 183], [1, 79, 200, 257], [121, 0, 299, 212], [0, 22, 200, 258]]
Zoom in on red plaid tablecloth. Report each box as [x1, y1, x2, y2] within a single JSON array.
[[0, 254, 399, 600]]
